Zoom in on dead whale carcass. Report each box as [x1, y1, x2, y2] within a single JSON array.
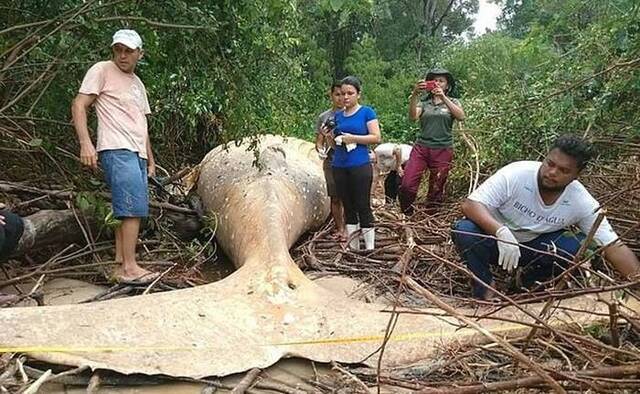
[[0, 135, 633, 378]]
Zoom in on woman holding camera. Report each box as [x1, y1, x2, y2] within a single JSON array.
[[331, 76, 381, 250], [399, 68, 465, 214]]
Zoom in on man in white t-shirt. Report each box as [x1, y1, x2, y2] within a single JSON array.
[[452, 135, 639, 299], [71, 29, 158, 283], [371, 143, 412, 203]]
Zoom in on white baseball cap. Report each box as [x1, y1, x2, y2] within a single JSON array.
[[111, 29, 143, 49]]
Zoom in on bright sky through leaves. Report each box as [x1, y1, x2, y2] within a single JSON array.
[[473, 0, 502, 35]]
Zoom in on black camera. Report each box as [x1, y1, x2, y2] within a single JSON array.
[[323, 116, 336, 130]]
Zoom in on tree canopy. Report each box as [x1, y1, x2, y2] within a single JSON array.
[[1, 0, 638, 183]]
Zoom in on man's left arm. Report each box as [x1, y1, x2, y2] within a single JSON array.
[[602, 242, 640, 278], [142, 88, 155, 178], [582, 212, 640, 278]]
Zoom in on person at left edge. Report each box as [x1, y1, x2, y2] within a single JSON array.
[[0, 204, 24, 263]]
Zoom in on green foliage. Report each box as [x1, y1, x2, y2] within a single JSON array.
[[342, 36, 417, 143], [372, 0, 478, 59], [1, 0, 331, 178], [462, 0, 640, 167], [334, 0, 640, 198], [583, 323, 607, 339], [75, 192, 119, 229], [2, 0, 639, 196]]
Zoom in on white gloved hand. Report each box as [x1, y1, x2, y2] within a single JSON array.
[[496, 226, 521, 272], [345, 142, 357, 152], [334, 135, 344, 145]]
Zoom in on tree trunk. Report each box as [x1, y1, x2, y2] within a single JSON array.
[[13, 208, 202, 257], [0, 181, 203, 256], [15, 209, 90, 255]]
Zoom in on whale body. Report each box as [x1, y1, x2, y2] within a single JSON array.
[[0, 135, 628, 378]]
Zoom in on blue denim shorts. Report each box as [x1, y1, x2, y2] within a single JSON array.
[[99, 149, 149, 218]]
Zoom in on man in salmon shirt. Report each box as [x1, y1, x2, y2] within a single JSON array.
[[71, 29, 158, 283]]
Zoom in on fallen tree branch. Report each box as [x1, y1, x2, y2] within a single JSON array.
[[0, 181, 197, 215], [93, 16, 210, 30], [230, 368, 261, 394], [375, 224, 415, 392], [19, 368, 51, 394], [405, 277, 568, 393], [521, 212, 606, 352], [417, 363, 640, 393], [331, 361, 369, 393]]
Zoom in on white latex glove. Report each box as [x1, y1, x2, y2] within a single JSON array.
[[335, 135, 356, 151], [496, 226, 521, 272]]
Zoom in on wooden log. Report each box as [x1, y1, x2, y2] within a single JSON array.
[[10, 207, 202, 257], [15, 209, 91, 255], [1, 181, 203, 252]]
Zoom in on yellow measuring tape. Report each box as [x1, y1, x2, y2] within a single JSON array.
[[0, 322, 526, 354]]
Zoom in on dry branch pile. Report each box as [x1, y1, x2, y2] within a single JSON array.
[[285, 141, 640, 393], [0, 140, 639, 393]]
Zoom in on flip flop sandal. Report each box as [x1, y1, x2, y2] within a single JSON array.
[[119, 272, 161, 285], [107, 271, 161, 285]]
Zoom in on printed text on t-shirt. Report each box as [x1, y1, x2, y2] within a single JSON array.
[[513, 201, 566, 225]]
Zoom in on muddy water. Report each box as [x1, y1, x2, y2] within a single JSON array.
[[41, 357, 412, 393], [42, 358, 333, 393], [45, 382, 205, 393]]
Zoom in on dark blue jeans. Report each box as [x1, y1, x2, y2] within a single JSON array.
[[384, 170, 401, 201], [451, 219, 586, 298]]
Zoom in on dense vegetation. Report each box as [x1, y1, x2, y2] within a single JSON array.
[[1, 0, 639, 189]]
